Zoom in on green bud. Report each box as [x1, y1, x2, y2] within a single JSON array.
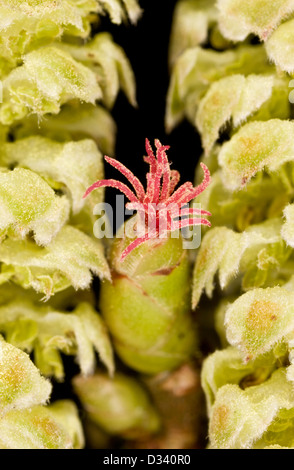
[[100, 230, 197, 374], [73, 372, 160, 440]]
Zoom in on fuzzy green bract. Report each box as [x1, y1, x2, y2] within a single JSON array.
[[0, 225, 110, 298], [0, 335, 51, 415], [217, 0, 294, 42], [13, 103, 116, 156], [0, 336, 83, 448], [0, 0, 142, 71], [201, 346, 276, 415], [196, 74, 277, 156], [0, 299, 114, 379], [169, 0, 218, 66], [266, 19, 294, 73], [195, 165, 291, 233], [61, 33, 137, 109], [225, 287, 294, 362], [192, 218, 292, 307], [218, 120, 294, 191], [0, 136, 104, 233], [0, 167, 69, 246], [0, 33, 136, 125], [165, 44, 273, 133], [209, 369, 294, 449], [0, 46, 101, 125], [0, 403, 83, 449]]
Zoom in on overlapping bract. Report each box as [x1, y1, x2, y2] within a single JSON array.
[[0, 0, 142, 73], [13, 103, 116, 157], [196, 74, 282, 156], [167, 0, 294, 136], [217, 0, 294, 42], [201, 287, 294, 448], [0, 225, 110, 298], [0, 401, 84, 449], [169, 0, 217, 66], [0, 167, 70, 246], [0, 137, 109, 295], [61, 33, 137, 109], [192, 218, 292, 308], [208, 368, 294, 449], [0, 136, 105, 229], [0, 34, 136, 125], [0, 299, 114, 379]]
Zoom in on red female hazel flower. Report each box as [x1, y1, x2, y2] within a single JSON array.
[[83, 138, 211, 259]]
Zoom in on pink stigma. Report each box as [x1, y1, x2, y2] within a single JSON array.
[[83, 139, 211, 259]]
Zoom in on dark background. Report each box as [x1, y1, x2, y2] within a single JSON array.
[[100, 0, 202, 209]]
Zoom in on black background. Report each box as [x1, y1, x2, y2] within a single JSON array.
[[99, 0, 202, 210]]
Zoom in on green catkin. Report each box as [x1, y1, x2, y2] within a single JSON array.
[[0, 0, 141, 449], [168, 0, 294, 449]]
